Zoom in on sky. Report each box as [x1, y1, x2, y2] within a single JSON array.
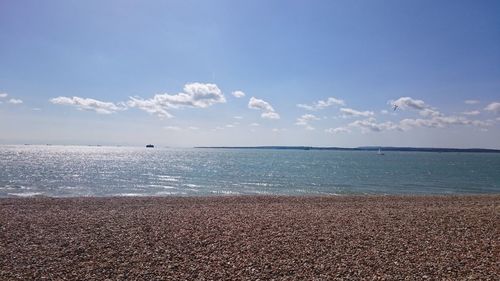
[[1, 0, 499, 148]]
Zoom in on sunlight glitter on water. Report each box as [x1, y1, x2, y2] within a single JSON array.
[[1, 145, 499, 197]]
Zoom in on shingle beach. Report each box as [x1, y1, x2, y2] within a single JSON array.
[[1, 195, 498, 280]]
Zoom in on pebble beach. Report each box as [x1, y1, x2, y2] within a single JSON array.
[[0, 195, 498, 280]]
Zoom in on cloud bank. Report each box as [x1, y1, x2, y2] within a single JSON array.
[[44, 89, 494, 137], [329, 97, 496, 134], [399, 116, 492, 130], [344, 114, 492, 134]]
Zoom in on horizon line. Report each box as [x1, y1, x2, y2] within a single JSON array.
[[2, 143, 500, 152]]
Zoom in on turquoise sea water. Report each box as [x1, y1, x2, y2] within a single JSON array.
[[0, 145, 499, 197]]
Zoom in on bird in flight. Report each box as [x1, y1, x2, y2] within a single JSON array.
[[393, 104, 399, 111]]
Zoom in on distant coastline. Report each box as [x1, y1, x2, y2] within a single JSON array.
[[2, 144, 500, 153], [195, 146, 500, 153]]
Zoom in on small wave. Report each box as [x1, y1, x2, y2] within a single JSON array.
[[148, 184, 176, 189], [8, 192, 44, 197], [58, 186, 82, 190], [155, 191, 187, 195], [116, 193, 147, 197], [157, 175, 180, 182], [1, 185, 28, 190], [211, 190, 241, 195], [250, 190, 273, 195], [241, 182, 275, 187]]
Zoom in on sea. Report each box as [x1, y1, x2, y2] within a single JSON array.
[[1, 145, 499, 198]]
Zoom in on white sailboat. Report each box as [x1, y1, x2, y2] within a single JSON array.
[[377, 148, 384, 155]]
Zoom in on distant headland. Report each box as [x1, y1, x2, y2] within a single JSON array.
[[195, 146, 500, 153]]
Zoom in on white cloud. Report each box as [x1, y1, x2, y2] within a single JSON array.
[[297, 97, 345, 111], [380, 110, 389, 114], [325, 127, 351, 134], [261, 112, 280, 119], [50, 96, 123, 114], [8, 98, 23, 104], [296, 114, 320, 124], [248, 97, 280, 119], [32, 108, 42, 111], [390, 97, 428, 110], [398, 115, 492, 131], [181, 83, 226, 107], [249, 122, 260, 127], [398, 97, 490, 127], [0, 93, 7, 98], [349, 118, 398, 133], [390, 96, 443, 118], [164, 126, 181, 131], [419, 108, 442, 117], [231, 90, 246, 98], [462, 110, 480, 116], [465, 100, 480, 105], [127, 97, 172, 118], [484, 102, 500, 114], [128, 83, 226, 118], [296, 114, 320, 130], [296, 104, 315, 110], [340, 108, 374, 118], [233, 116, 243, 119], [249, 97, 275, 112], [398, 118, 440, 130], [188, 126, 199, 130]]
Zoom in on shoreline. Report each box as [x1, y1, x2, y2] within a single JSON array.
[[1, 195, 498, 280], [3, 192, 500, 199]]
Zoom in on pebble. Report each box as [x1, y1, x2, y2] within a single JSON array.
[[0, 195, 498, 280]]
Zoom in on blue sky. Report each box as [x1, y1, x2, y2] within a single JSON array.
[[1, 0, 499, 148]]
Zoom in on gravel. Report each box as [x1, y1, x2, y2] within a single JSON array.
[[0, 195, 498, 280]]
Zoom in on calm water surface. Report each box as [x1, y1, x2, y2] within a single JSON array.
[[0, 145, 499, 197]]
